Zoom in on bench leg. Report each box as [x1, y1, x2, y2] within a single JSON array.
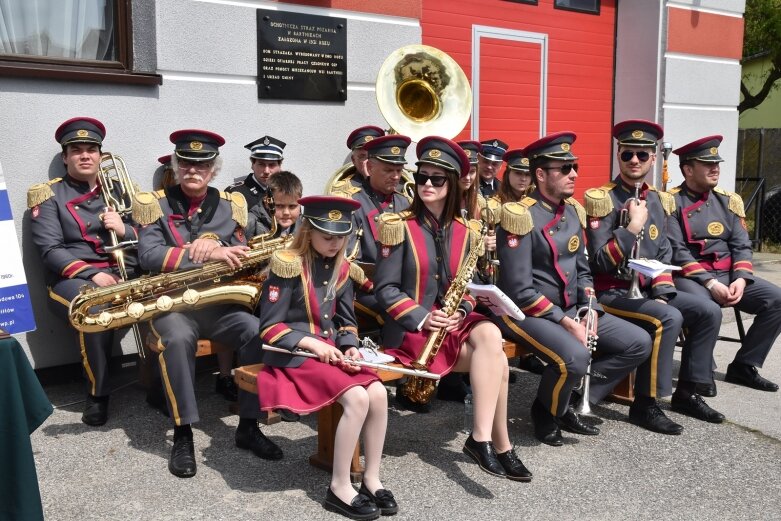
[[308, 403, 364, 482], [607, 370, 636, 405]]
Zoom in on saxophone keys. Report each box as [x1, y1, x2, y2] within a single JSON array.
[[96, 311, 113, 327], [182, 289, 200, 305], [127, 302, 145, 319], [156, 295, 174, 311]]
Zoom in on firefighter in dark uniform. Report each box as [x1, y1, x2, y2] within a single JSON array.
[[495, 132, 651, 446], [134, 129, 282, 478], [586, 120, 725, 432], [28, 117, 139, 427], [668, 135, 781, 393], [225, 135, 286, 230], [478, 138, 508, 197]]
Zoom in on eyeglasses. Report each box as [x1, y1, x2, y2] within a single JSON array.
[[177, 160, 214, 172], [620, 150, 651, 163], [413, 173, 448, 187], [542, 163, 578, 175]]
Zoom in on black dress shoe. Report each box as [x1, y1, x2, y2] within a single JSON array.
[[215, 374, 238, 402], [276, 409, 301, 422], [82, 395, 109, 426], [462, 435, 506, 477], [496, 449, 533, 482], [725, 362, 779, 392], [694, 381, 717, 398], [628, 401, 684, 435], [436, 373, 470, 402], [530, 399, 563, 446], [235, 424, 283, 460], [394, 390, 431, 414], [324, 487, 379, 520], [559, 406, 600, 435], [169, 437, 197, 478], [671, 392, 725, 423], [518, 354, 546, 375], [358, 483, 398, 515]]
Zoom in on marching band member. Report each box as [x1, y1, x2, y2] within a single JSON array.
[[586, 121, 724, 432], [497, 149, 534, 203], [374, 136, 532, 482], [225, 134, 286, 224], [28, 117, 139, 426], [477, 138, 507, 197], [245, 170, 303, 239], [343, 125, 386, 191], [668, 135, 781, 393], [456, 140, 482, 219], [495, 132, 651, 446], [258, 196, 396, 520], [154, 154, 176, 190], [134, 130, 281, 478]]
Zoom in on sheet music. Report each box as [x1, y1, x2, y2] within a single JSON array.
[[628, 258, 682, 278], [466, 283, 525, 321]]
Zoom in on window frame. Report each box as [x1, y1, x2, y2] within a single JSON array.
[[503, 0, 538, 5], [0, 0, 160, 86], [553, 0, 601, 15]]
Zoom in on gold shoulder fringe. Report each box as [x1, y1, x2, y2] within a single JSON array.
[[467, 219, 486, 256], [398, 209, 415, 220], [657, 191, 676, 216], [729, 192, 746, 218], [477, 193, 487, 210], [26, 178, 60, 208], [378, 213, 406, 246], [330, 175, 361, 197], [225, 191, 248, 228], [270, 250, 302, 278], [565, 198, 587, 229], [480, 196, 502, 226], [348, 261, 368, 286], [584, 188, 614, 218], [520, 196, 537, 207], [500, 202, 533, 236], [669, 186, 682, 195], [132, 192, 164, 225]]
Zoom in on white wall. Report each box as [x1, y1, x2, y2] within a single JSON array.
[[0, 0, 420, 368]]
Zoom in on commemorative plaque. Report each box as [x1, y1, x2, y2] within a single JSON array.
[[257, 10, 347, 101]]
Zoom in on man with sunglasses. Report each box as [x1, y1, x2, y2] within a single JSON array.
[[135, 130, 283, 478], [667, 136, 781, 393], [495, 132, 651, 446], [585, 120, 725, 434]]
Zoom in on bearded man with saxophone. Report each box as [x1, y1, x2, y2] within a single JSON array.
[[134, 130, 282, 478], [585, 121, 725, 434], [28, 117, 139, 427], [495, 132, 651, 447]]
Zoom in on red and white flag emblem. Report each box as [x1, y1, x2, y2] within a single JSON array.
[[268, 285, 280, 303], [381, 245, 391, 258], [589, 217, 600, 229], [31, 206, 40, 219], [507, 235, 519, 248]]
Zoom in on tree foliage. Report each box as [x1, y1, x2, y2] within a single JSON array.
[[740, 0, 781, 113]]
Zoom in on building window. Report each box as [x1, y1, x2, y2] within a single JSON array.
[[554, 0, 600, 15], [0, 0, 160, 85]]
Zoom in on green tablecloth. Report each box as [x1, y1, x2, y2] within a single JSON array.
[[0, 337, 53, 521]]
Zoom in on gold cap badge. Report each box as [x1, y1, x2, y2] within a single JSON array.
[[521, 158, 529, 166], [428, 149, 442, 158], [190, 141, 203, 151], [710, 147, 718, 155], [76, 129, 89, 137], [464, 150, 472, 157], [390, 146, 400, 155], [328, 210, 342, 221], [561, 143, 571, 152], [632, 130, 644, 139], [364, 135, 374, 143]]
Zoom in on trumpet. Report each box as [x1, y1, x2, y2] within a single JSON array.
[[618, 182, 644, 299], [573, 290, 599, 416]]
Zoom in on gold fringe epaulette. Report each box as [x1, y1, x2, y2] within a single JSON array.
[[657, 191, 676, 216], [500, 202, 533, 236], [715, 187, 746, 217], [477, 193, 487, 210], [378, 213, 406, 246], [668, 186, 682, 195], [520, 196, 537, 208], [329, 175, 361, 197], [480, 196, 502, 225], [26, 178, 61, 208], [270, 249, 302, 278], [222, 191, 248, 228], [348, 261, 368, 286], [132, 192, 164, 225], [584, 187, 614, 218], [467, 219, 486, 255], [565, 198, 587, 229]]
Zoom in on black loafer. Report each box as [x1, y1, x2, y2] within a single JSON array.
[[394, 391, 431, 414], [358, 483, 398, 516], [235, 424, 283, 460], [324, 487, 379, 520], [671, 392, 725, 423], [694, 381, 717, 398], [518, 354, 546, 375], [82, 395, 109, 426], [496, 449, 532, 482], [559, 406, 600, 435], [530, 399, 563, 446], [725, 362, 779, 392], [276, 409, 301, 422], [215, 374, 238, 402], [169, 437, 197, 478], [462, 435, 506, 477], [628, 402, 684, 435]]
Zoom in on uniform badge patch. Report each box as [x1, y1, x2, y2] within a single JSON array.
[[31, 205, 40, 219], [707, 221, 724, 236], [268, 285, 280, 303], [588, 217, 600, 229], [381, 245, 391, 258], [568, 235, 580, 253], [507, 234, 519, 248], [649, 224, 659, 240]]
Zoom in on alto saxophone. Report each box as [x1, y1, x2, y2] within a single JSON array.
[[402, 223, 487, 404], [69, 233, 293, 333]]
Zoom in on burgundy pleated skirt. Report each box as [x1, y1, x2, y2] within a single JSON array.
[[258, 359, 380, 414], [384, 312, 490, 377]]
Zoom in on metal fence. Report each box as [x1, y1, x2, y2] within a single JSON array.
[[736, 128, 781, 250]]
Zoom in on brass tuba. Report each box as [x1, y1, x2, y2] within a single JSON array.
[[326, 44, 473, 195]]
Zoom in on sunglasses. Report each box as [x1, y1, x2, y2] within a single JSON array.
[[542, 163, 579, 175], [413, 172, 448, 187], [620, 150, 651, 163]]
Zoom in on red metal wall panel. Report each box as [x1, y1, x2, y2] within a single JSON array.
[[667, 7, 744, 60], [422, 0, 617, 196], [282, 0, 421, 19]]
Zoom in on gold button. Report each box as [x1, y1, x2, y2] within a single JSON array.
[[197, 208, 202, 213], [324, 314, 329, 319], [188, 216, 193, 221], [696, 208, 701, 212], [323, 330, 330, 337], [434, 274, 440, 280], [687, 213, 692, 218], [323, 281, 328, 286], [374, 216, 379, 222], [549, 230, 554, 236], [74, 206, 80, 210], [566, 272, 570, 276], [389, 204, 394, 209], [561, 216, 567, 222], [436, 257, 441, 262], [324, 264, 330, 269]]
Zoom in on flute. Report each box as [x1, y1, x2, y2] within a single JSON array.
[[261, 344, 441, 380]]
